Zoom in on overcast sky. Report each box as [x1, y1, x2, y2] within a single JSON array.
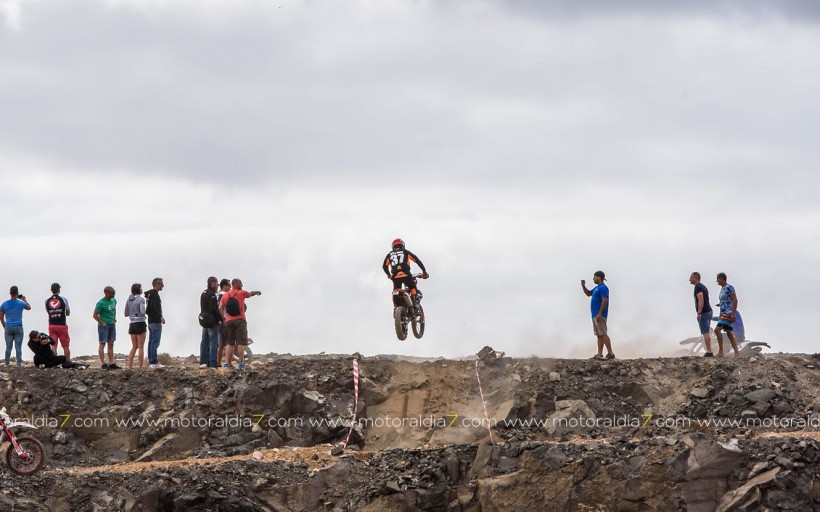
[[0, 0, 818, 360]]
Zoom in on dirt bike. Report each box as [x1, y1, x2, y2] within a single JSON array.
[[0, 407, 45, 475], [392, 274, 426, 340]]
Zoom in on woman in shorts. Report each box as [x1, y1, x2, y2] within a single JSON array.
[[124, 283, 147, 368]]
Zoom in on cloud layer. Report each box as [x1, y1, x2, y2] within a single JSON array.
[[0, 0, 817, 359]]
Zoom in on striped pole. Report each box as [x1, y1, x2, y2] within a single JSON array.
[[331, 357, 360, 455], [475, 360, 495, 444]]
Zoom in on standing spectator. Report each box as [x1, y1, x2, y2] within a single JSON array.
[[689, 272, 714, 357], [45, 283, 72, 361], [714, 272, 740, 358], [0, 286, 31, 367], [216, 278, 231, 366], [581, 271, 614, 360], [124, 283, 147, 369], [218, 278, 261, 371], [145, 277, 165, 369], [93, 286, 120, 369], [199, 276, 221, 368]]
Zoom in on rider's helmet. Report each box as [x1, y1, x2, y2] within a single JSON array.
[[392, 238, 405, 249]]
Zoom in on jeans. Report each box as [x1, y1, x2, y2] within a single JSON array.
[[200, 326, 219, 367], [4, 325, 23, 366], [147, 323, 162, 364]]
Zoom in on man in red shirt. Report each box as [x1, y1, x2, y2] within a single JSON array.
[[218, 278, 261, 370]]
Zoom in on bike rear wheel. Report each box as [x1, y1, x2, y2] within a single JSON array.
[[394, 307, 408, 340], [412, 304, 425, 339], [6, 436, 45, 475]]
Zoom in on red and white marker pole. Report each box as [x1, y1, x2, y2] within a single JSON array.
[[475, 360, 495, 444], [331, 356, 360, 456]]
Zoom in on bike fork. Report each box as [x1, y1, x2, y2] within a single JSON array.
[[6, 430, 27, 458]]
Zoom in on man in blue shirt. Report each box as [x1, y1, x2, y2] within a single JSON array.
[[0, 286, 32, 367], [714, 272, 740, 358], [581, 271, 614, 360]]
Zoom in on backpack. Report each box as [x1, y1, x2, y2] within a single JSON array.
[[225, 292, 242, 316]]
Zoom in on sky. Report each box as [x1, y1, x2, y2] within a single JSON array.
[[0, 0, 818, 360]]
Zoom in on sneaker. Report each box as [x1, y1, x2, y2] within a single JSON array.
[[592, 354, 605, 360], [149, 364, 165, 370], [605, 353, 616, 360], [108, 363, 121, 369], [199, 364, 207, 369], [102, 363, 110, 369], [703, 352, 715, 358], [237, 364, 245, 371]]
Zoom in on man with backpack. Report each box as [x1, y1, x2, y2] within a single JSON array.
[[218, 278, 261, 371], [45, 283, 72, 361], [198, 276, 221, 368]]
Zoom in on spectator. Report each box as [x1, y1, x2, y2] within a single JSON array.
[[689, 272, 714, 357], [216, 278, 231, 366], [199, 276, 221, 368], [124, 283, 147, 369], [0, 286, 31, 367], [714, 272, 740, 358], [581, 271, 615, 360], [145, 277, 165, 369], [28, 331, 85, 369], [45, 283, 72, 361], [93, 286, 120, 369], [218, 278, 261, 371]]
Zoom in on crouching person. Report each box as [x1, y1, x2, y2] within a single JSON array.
[[28, 331, 85, 369]]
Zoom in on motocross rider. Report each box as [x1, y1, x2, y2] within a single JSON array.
[[382, 239, 429, 308]]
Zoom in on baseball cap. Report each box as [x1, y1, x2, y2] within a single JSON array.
[[594, 271, 606, 280]]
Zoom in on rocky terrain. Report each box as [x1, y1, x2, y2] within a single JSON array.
[[1, 352, 819, 511]]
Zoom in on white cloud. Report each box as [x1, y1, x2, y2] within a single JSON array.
[[0, 1, 818, 360]]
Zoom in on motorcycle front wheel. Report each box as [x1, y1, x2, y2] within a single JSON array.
[[411, 304, 425, 339], [7, 436, 45, 475]]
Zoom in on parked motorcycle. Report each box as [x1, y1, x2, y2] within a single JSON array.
[[0, 407, 45, 475]]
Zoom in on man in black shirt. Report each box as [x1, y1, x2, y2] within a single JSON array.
[[145, 277, 165, 369], [199, 277, 221, 368], [45, 283, 71, 361], [689, 272, 714, 357], [382, 239, 429, 306], [28, 331, 85, 369]]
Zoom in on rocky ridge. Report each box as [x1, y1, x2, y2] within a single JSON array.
[[0, 353, 818, 510]]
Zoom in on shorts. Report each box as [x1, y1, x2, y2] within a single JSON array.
[[592, 316, 608, 336], [98, 323, 116, 343], [128, 322, 147, 335], [716, 319, 734, 331], [391, 275, 418, 291], [697, 311, 713, 335], [48, 324, 70, 348], [223, 319, 249, 346]]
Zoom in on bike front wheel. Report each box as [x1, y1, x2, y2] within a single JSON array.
[[7, 436, 45, 475], [412, 304, 425, 339], [394, 307, 408, 340]]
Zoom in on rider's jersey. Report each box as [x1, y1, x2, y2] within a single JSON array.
[[383, 248, 427, 278]]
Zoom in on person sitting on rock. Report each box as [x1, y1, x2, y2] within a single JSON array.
[[27, 331, 85, 369]]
